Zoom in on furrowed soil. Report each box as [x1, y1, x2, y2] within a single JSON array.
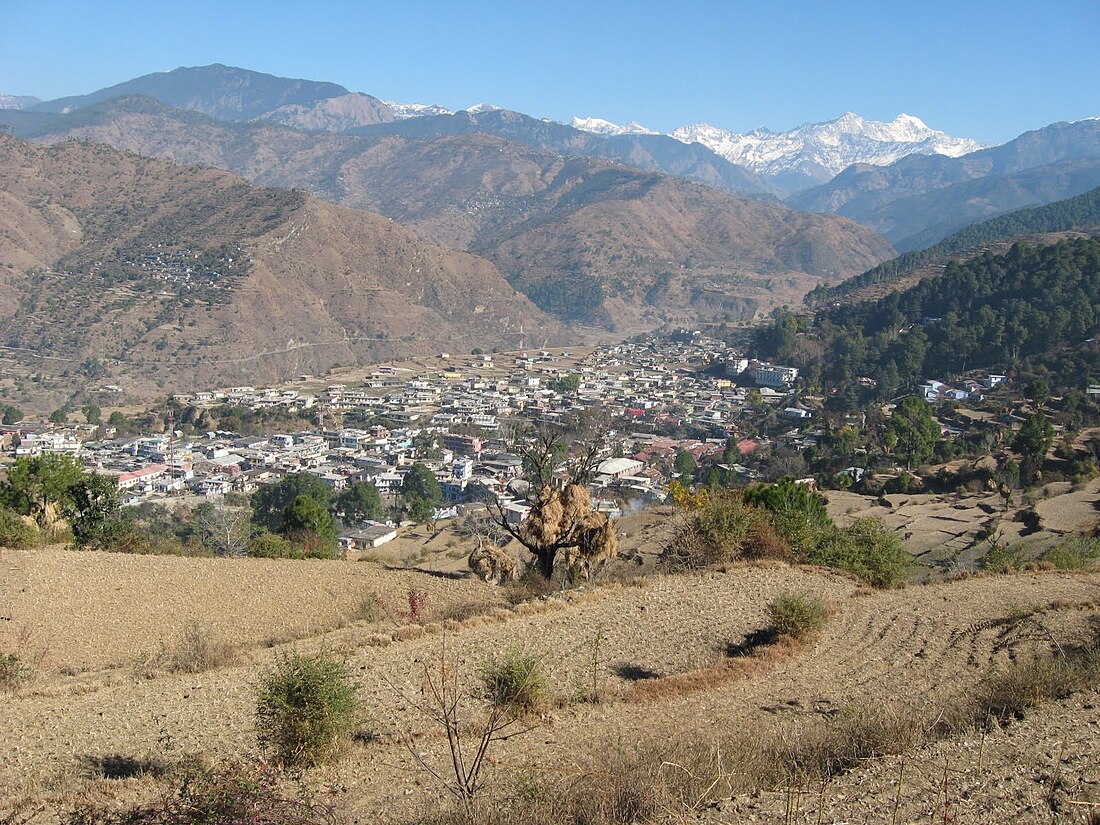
[[1, 505, 1098, 823]]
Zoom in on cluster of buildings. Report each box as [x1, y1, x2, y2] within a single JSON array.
[[1, 334, 823, 549]]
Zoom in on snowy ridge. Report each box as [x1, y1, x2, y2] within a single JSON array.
[[0, 93, 40, 110], [671, 113, 988, 183], [464, 102, 502, 114], [384, 100, 453, 120], [572, 116, 660, 136]]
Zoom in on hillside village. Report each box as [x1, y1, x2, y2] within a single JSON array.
[[1, 328, 1042, 564]]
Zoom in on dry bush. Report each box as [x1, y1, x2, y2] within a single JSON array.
[[435, 599, 494, 623], [766, 592, 827, 641], [478, 648, 550, 714], [255, 650, 361, 768], [165, 622, 239, 674], [0, 652, 30, 692], [61, 758, 337, 825], [502, 567, 560, 605]]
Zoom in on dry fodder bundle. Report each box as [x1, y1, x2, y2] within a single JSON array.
[[468, 543, 519, 584]]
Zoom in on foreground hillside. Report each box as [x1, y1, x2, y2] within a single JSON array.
[[0, 96, 895, 328], [0, 136, 561, 409], [1, 525, 1097, 823]]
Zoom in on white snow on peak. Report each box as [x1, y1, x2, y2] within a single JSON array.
[[0, 93, 39, 110], [383, 100, 453, 120], [465, 102, 502, 114], [671, 112, 988, 182], [571, 116, 659, 136]]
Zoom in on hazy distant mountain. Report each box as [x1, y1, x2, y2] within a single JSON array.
[[0, 96, 892, 330], [0, 134, 558, 407], [349, 107, 780, 197], [671, 113, 987, 193], [29, 64, 397, 127], [0, 94, 39, 110], [791, 118, 1100, 249]]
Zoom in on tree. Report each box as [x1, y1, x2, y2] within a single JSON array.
[[674, 449, 697, 480], [1, 454, 86, 528], [336, 482, 384, 525], [282, 495, 338, 558], [0, 405, 22, 425], [48, 407, 68, 425], [491, 427, 617, 579], [885, 396, 940, 470], [65, 473, 129, 548], [107, 410, 131, 431], [549, 374, 581, 394], [1014, 410, 1054, 481], [402, 463, 442, 523], [196, 499, 251, 556], [251, 473, 333, 533], [82, 405, 102, 425]]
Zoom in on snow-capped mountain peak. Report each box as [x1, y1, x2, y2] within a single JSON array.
[[671, 112, 987, 186], [383, 100, 453, 120], [572, 116, 659, 136], [465, 102, 502, 114], [0, 93, 40, 110]]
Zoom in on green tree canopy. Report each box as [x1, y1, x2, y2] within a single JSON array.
[[1014, 410, 1055, 480], [282, 495, 338, 558], [1, 405, 23, 425], [885, 396, 941, 470], [1, 454, 86, 527], [251, 473, 333, 533], [674, 449, 697, 479], [336, 481, 384, 525], [66, 473, 129, 548], [82, 405, 102, 425], [48, 408, 68, 425], [401, 463, 442, 523]]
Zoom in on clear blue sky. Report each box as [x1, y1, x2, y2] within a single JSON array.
[[2, 0, 1097, 144]]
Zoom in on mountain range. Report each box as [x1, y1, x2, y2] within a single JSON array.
[[0, 135, 562, 408], [2, 63, 1098, 410], [0, 94, 891, 330]]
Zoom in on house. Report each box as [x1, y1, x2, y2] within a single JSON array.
[[781, 407, 812, 420], [339, 522, 398, 555], [985, 374, 1009, 388], [754, 364, 799, 388]]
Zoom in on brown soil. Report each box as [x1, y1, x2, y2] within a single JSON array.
[[2, 538, 1098, 823]]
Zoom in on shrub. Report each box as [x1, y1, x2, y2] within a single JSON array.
[[0, 507, 38, 550], [662, 493, 764, 570], [766, 592, 827, 641], [478, 648, 549, 713], [255, 650, 360, 767], [249, 530, 301, 559], [165, 622, 239, 673], [807, 519, 912, 588], [980, 538, 1026, 573], [62, 758, 337, 825], [1040, 536, 1100, 570], [0, 652, 30, 692]]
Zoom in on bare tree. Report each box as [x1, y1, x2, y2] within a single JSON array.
[[398, 644, 537, 811], [491, 427, 618, 579], [196, 498, 251, 556]]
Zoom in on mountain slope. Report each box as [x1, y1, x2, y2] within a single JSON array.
[[807, 185, 1100, 305], [349, 107, 780, 197], [791, 119, 1100, 249], [0, 97, 894, 330], [0, 135, 560, 407], [29, 63, 394, 128], [671, 113, 986, 193]]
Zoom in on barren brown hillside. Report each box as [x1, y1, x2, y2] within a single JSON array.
[[0, 136, 562, 409], [2, 97, 895, 328]]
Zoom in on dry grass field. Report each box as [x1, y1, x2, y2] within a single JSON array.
[[2, 495, 1099, 823]]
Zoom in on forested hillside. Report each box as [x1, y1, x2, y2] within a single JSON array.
[[755, 237, 1100, 407], [806, 186, 1100, 305]]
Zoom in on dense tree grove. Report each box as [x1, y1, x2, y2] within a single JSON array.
[[807, 186, 1100, 304], [757, 238, 1100, 408]]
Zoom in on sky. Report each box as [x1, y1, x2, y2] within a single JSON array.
[[2, 0, 1098, 144]]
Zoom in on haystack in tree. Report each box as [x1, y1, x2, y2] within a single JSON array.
[[490, 426, 618, 580]]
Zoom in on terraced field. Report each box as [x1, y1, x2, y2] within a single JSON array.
[[2, 540, 1097, 822]]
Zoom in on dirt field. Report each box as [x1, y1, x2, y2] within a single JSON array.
[[2, 534, 1098, 822]]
